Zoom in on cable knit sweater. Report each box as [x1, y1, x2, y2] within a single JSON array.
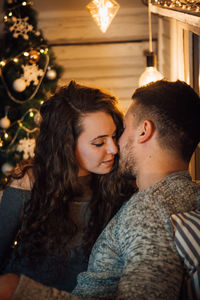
[[12, 171, 200, 300]]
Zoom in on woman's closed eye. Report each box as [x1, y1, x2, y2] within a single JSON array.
[[93, 141, 104, 147], [91, 133, 117, 148]]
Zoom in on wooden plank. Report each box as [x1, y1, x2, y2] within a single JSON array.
[[54, 56, 146, 68], [59, 65, 145, 78], [52, 42, 153, 59], [59, 76, 139, 88]]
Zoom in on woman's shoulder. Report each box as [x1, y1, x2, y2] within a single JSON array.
[[9, 169, 34, 191]]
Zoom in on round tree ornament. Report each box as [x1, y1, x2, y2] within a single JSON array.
[[1, 162, 13, 175], [13, 78, 26, 92], [46, 69, 57, 80], [0, 115, 11, 129], [34, 112, 42, 126]]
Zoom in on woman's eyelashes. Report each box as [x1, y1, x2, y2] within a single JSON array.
[[92, 135, 117, 148], [93, 141, 104, 147]]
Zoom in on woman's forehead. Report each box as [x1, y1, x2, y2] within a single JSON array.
[[80, 111, 116, 138]]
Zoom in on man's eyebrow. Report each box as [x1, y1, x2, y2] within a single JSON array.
[[90, 130, 116, 143]]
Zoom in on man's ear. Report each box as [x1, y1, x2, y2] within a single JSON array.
[[137, 120, 154, 143]]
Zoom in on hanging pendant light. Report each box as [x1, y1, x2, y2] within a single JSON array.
[[138, 0, 163, 87], [86, 0, 120, 33], [139, 51, 163, 87]]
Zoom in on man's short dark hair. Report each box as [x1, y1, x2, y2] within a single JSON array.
[[132, 80, 200, 162]]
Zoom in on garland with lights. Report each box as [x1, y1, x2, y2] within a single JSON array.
[[151, 0, 200, 13], [0, 48, 49, 103], [0, 0, 63, 182]]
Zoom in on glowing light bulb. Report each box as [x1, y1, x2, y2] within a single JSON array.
[[139, 52, 163, 87], [139, 67, 163, 87], [29, 111, 34, 117]]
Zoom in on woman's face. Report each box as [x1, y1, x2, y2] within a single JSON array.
[[76, 111, 118, 176]]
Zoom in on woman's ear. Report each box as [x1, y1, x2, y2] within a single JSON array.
[[137, 120, 154, 143]]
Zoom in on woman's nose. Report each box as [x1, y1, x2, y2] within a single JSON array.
[[106, 139, 118, 155]]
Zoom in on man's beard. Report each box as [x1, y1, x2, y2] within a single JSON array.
[[119, 140, 137, 180]]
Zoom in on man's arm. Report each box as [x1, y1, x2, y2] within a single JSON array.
[[0, 274, 81, 300], [115, 215, 184, 299]]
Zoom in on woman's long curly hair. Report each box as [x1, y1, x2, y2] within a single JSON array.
[[8, 81, 135, 261]]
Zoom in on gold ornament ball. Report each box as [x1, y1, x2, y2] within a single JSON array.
[[0, 116, 11, 129], [34, 112, 42, 126], [29, 50, 40, 64]]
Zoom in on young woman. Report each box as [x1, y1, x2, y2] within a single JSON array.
[[0, 81, 135, 292]]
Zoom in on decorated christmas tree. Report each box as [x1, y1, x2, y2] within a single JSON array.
[[0, 0, 63, 183]]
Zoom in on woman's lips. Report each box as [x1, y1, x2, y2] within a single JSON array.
[[102, 158, 114, 165]]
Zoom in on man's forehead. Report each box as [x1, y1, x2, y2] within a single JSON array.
[[125, 101, 136, 119], [124, 109, 133, 125]]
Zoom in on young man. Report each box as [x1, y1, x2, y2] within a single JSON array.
[[0, 80, 200, 300]]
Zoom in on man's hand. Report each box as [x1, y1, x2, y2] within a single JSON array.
[[0, 274, 19, 300]]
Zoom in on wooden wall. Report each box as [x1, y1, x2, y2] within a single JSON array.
[[0, 1, 158, 112], [36, 3, 158, 112]]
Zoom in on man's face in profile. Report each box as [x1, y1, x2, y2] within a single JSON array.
[[118, 102, 138, 179]]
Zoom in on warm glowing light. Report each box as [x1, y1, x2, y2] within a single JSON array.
[[8, 12, 12, 17], [23, 52, 29, 57], [40, 49, 45, 53], [40, 100, 44, 105], [29, 111, 34, 117], [86, 0, 120, 33], [22, 2, 27, 6], [13, 58, 19, 63], [4, 133, 8, 139], [139, 52, 163, 87], [0, 61, 6, 67], [4, 15, 8, 21], [139, 67, 163, 87]]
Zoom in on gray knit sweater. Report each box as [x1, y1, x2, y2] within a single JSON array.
[[12, 171, 200, 300]]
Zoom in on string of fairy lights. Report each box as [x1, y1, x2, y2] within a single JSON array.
[[152, 0, 200, 12]]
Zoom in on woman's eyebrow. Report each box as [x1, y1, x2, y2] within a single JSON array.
[[90, 130, 116, 143], [90, 135, 107, 143]]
